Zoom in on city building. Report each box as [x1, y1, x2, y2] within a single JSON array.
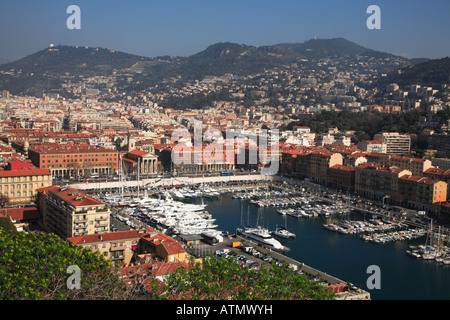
[[366, 153, 432, 176], [0, 206, 40, 231], [357, 140, 387, 154], [355, 163, 411, 203], [36, 186, 110, 239], [423, 167, 450, 201], [296, 149, 343, 183], [397, 175, 447, 212], [327, 164, 355, 191], [0, 168, 52, 204], [67, 229, 155, 267], [122, 149, 160, 176], [373, 132, 411, 155], [28, 143, 119, 177]]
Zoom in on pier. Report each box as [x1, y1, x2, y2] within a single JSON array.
[[186, 233, 371, 300]]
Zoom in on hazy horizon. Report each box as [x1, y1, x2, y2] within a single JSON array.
[[1, 0, 449, 62]]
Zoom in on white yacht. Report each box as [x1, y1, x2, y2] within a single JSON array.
[[236, 226, 290, 253], [169, 190, 185, 201], [271, 226, 296, 239]]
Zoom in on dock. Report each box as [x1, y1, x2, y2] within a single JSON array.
[[185, 233, 371, 300]]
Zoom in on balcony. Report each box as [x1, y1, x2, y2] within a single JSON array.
[[110, 245, 126, 252]]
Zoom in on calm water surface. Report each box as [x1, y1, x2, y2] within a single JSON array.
[[203, 194, 450, 300]]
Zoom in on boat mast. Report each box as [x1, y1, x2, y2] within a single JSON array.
[[119, 157, 124, 201], [137, 158, 140, 198]]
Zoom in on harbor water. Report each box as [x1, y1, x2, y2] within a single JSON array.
[[204, 194, 450, 300]]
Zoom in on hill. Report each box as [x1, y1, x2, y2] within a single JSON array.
[[278, 37, 401, 59], [0, 38, 420, 96], [0, 45, 152, 77], [375, 57, 450, 89]]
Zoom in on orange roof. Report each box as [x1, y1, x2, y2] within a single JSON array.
[[127, 149, 148, 157], [0, 168, 51, 177], [37, 186, 103, 207], [0, 207, 40, 221], [67, 229, 156, 245], [141, 233, 185, 255], [330, 164, 355, 171]]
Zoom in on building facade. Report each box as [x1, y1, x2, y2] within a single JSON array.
[[28, 143, 119, 177], [0, 168, 52, 204], [355, 163, 411, 203], [373, 132, 411, 155], [397, 175, 447, 212], [37, 186, 110, 239]]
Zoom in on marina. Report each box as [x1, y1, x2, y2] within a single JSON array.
[[93, 178, 450, 300]]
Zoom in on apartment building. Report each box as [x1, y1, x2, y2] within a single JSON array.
[[373, 132, 411, 155], [397, 175, 447, 212], [366, 153, 432, 176], [0, 168, 52, 203], [37, 186, 110, 239], [357, 140, 387, 154], [67, 229, 155, 267], [355, 163, 411, 202], [423, 167, 450, 201], [296, 149, 343, 182], [327, 164, 355, 191]]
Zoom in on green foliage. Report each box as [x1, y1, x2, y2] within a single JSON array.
[[160, 89, 233, 109], [0, 229, 130, 300], [0, 218, 17, 235], [376, 57, 450, 88], [153, 256, 336, 300], [286, 110, 424, 139]]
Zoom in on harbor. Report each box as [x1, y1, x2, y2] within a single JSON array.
[[87, 176, 450, 300]]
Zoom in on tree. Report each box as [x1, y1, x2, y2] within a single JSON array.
[[0, 217, 17, 235], [150, 256, 336, 300], [0, 193, 10, 209], [0, 230, 132, 300]]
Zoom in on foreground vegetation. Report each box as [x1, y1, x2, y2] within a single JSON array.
[[0, 227, 130, 300], [0, 222, 335, 300], [151, 256, 336, 300]]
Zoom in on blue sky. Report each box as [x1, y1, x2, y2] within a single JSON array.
[[0, 0, 449, 62]]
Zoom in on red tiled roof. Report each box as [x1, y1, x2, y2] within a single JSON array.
[[127, 149, 148, 157], [330, 164, 355, 171], [67, 229, 157, 245], [0, 168, 51, 177], [37, 186, 103, 207], [141, 233, 185, 255], [0, 207, 40, 221]]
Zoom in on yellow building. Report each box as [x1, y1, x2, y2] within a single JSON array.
[[296, 149, 343, 182], [0, 168, 52, 204], [67, 229, 187, 267], [67, 229, 156, 267]]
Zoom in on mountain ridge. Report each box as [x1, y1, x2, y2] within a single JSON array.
[[0, 38, 439, 96]]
